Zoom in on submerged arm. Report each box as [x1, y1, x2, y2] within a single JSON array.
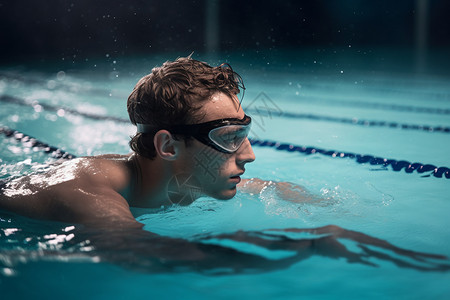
[[70, 224, 450, 275]]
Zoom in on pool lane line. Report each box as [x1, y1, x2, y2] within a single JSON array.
[[0, 126, 76, 160], [0, 95, 129, 123], [1, 71, 450, 115], [1, 125, 448, 180], [249, 139, 450, 179], [291, 97, 450, 115], [2, 94, 450, 134], [0, 71, 122, 98], [245, 107, 450, 133]]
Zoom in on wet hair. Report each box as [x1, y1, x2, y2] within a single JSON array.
[[127, 56, 245, 159]]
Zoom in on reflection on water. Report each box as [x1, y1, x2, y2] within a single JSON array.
[[0, 212, 100, 277], [1, 54, 449, 299], [1, 211, 449, 277]]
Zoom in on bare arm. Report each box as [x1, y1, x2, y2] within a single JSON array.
[[238, 177, 319, 203]]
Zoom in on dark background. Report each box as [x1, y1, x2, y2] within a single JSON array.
[[0, 0, 449, 66]]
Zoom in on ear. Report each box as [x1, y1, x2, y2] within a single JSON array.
[[153, 130, 180, 161]]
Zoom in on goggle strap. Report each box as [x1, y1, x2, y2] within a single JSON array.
[[136, 123, 154, 134]]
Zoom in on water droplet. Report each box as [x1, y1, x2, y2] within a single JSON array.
[[56, 71, 66, 81], [33, 104, 43, 113], [47, 80, 56, 89]]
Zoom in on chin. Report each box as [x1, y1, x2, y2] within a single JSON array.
[[213, 187, 237, 200]]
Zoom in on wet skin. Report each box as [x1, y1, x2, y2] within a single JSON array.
[[1, 92, 448, 273], [0, 92, 258, 227]]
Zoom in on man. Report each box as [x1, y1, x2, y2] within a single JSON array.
[[1, 57, 448, 273], [0, 56, 306, 228]]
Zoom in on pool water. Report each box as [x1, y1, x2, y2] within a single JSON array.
[[1, 51, 450, 299]]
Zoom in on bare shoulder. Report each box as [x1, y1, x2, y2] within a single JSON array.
[[15, 154, 130, 191], [0, 154, 136, 225], [76, 154, 132, 189]]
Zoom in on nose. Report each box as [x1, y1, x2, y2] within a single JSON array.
[[236, 138, 256, 166]]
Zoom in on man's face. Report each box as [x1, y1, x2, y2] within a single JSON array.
[[177, 92, 255, 201]]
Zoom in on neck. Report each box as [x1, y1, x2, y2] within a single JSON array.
[[127, 154, 173, 208], [128, 153, 205, 208]]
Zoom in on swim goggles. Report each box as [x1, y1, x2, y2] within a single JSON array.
[[137, 115, 252, 154]]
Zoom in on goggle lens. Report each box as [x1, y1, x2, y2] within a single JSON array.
[[208, 124, 251, 153]]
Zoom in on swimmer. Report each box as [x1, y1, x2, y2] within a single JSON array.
[[1, 57, 448, 273], [0, 56, 310, 228]]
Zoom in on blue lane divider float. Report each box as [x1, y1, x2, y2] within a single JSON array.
[[1, 94, 449, 179], [2, 126, 447, 180], [0, 95, 129, 123], [245, 108, 450, 134], [2, 95, 450, 134], [249, 139, 450, 179], [306, 98, 450, 115], [2, 72, 450, 115], [0, 126, 76, 160], [0, 72, 118, 98]]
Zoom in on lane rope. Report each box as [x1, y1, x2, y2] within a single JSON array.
[[0, 95, 129, 123], [245, 108, 450, 134], [2, 95, 449, 134], [0, 126, 76, 160], [249, 139, 450, 179], [1, 71, 450, 115], [0, 125, 448, 179], [297, 98, 450, 115]]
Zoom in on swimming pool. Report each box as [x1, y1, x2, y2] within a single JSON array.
[[1, 51, 449, 299]]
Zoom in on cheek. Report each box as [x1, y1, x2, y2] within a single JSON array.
[[191, 147, 234, 181], [217, 156, 234, 175]]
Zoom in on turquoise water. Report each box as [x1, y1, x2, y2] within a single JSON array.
[[1, 51, 450, 299]]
